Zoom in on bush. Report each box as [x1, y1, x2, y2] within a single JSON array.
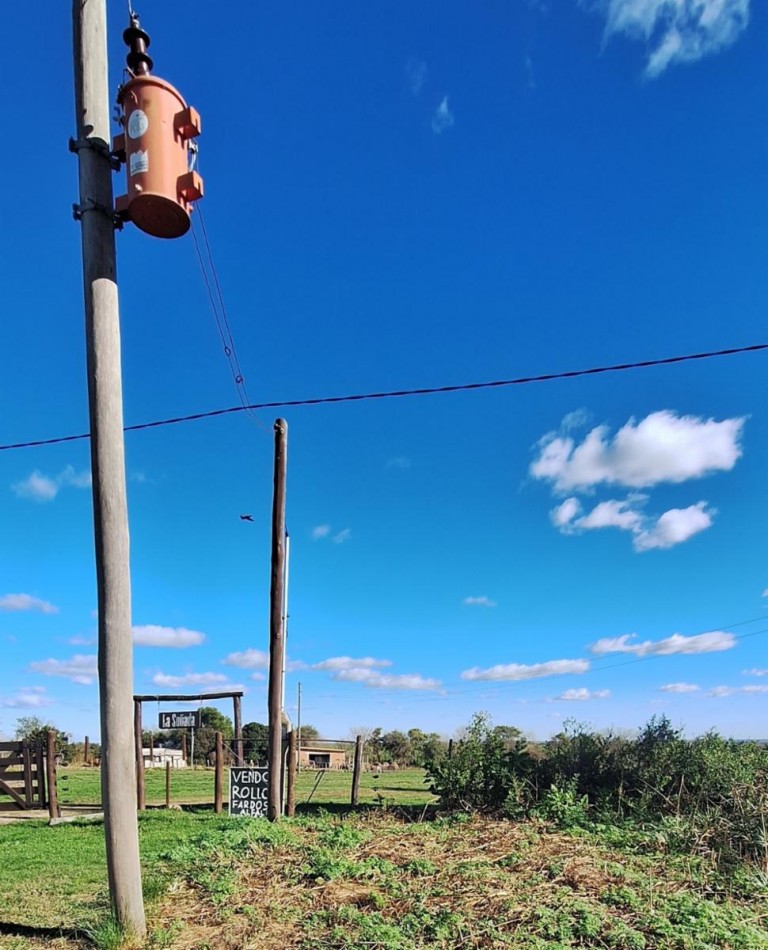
[[425, 712, 768, 870]]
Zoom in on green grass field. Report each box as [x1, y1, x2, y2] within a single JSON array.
[[2, 807, 768, 949], [55, 766, 433, 808]]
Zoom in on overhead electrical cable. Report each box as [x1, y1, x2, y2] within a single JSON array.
[[191, 209, 267, 430], [1, 342, 766, 452]]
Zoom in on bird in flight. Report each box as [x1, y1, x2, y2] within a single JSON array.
[[240, 514, 254, 522]]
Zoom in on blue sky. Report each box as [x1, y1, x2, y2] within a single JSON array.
[[1, 0, 767, 742]]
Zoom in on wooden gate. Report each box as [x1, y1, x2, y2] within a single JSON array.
[[0, 740, 46, 811]]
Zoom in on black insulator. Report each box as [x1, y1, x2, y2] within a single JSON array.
[[124, 16, 153, 75]]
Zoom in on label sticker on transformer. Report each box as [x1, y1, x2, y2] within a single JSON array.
[[130, 150, 149, 176], [127, 109, 149, 139]]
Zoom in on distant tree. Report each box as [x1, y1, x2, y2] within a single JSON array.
[[408, 728, 446, 766], [493, 725, 524, 748], [242, 721, 268, 763], [297, 724, 320, 742], [14, 716, 69, 753], [382, 730, 410, 764], [193, 707, 234, 764]]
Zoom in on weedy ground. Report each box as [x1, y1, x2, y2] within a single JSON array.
[[1, 807, 767, 949]]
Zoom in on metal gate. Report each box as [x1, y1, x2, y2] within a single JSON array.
[[0, 741, 46, 811]]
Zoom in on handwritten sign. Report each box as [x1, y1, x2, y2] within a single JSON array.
[[158, 710, 201, 729], [229, 766, 269, 817]]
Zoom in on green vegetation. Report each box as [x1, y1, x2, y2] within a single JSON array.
[[1, 809, 767, 948], [4, 716, 768, 947], [55, 766, 433, 807], [427, 713, 768, 870]]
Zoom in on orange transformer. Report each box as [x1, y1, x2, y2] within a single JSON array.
[[113, 17, 203, 239]]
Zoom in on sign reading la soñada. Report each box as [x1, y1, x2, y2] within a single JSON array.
[[229, 766, 269, 817], [158, 710, 201, 730]]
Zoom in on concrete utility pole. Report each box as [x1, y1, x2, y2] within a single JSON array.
[[267, 419, 288, 820], [72, 0, 145, 936]]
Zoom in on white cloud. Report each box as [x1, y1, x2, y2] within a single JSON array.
[[463, 596, 498, 608], [762, 589, 768, 598], [659, 682, 701, 693], [312, 656, 392, 671], [12, 472, 58, 502], [332, 528, 352, 544], [550, 497, 582, 529], [461, 658, 590, 682], [312, 525, 331, 540], [152, 672, 228, 688], [1, 686, 52, 709], [743, 669, 768, 677], [553, 494, 716, 552], [29, 654, 98, 685], [387, 456, 412, 470], [590, 0, 750, 78], [531, 411, 745, 493], [68, 635, 96, 646], [405, 58, 427, 95], [577, 497, 646, 532], [432, 96, 455, 134], [709, 684, 768, 698], [0, 593, 58, 614], [633, 502, 715, 551], [590, 630, 735, 657], [133, 625, 205, 648], [333, 668, 441, 690], [556, 688, 610, 701], [222, 648, 270, 670], [561, 409, 591, 431], [12, 466, 92, 502]]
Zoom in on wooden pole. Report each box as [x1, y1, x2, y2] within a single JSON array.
[[181, 732, 188, 766], [351, 735, 363, 807], [214, 731, 223, 814], [165, 761, 171, 809], [134, 700, 145, 811], [297, 682, 302, 773], [148, 732, 154, 769], [84, 735, 90, 766], [46, 730, 60, 820], [267, 419, 288, 821], [73, 0, 145, 935], [233, 694, 243, 766], [22, 741, 34, 809], [286, 730, 297, 817], [35, 742, 47, 809]]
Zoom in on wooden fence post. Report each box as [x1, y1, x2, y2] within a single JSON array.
[[84, 735, 90, 766], [165, 761, 171, 809], [22, 740, 33, 809], [181, 732, 188, 766], [233, 694, 244, 766], [35, 742, 46, 808], [351, 735, 363, 807], [214, 731, 223, 814], [286, 730, 297, 817], [46, 730, 60, 819], [134, 700, 146, 811]]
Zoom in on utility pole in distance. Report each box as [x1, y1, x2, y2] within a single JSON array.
[[297, 681, 302, 773], [267, 419, 288, 820], [72, 0, 145, 936]]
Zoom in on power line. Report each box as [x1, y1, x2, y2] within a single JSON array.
[[1, 341, 766, 453], [191, 210, 267, 430]]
